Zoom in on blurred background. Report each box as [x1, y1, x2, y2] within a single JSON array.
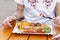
[[0, 0, 17, 27]]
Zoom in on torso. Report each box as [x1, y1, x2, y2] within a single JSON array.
[[23, 0, 57, 24]]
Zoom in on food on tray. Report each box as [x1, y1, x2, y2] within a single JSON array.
[[44, 26, 51, 33], [17, 21, 51, 33], [17, 21, 23, 30]]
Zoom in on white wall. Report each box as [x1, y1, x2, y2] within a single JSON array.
[[0, 0, 17, 27]]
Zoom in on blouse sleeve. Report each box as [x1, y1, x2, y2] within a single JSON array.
[[57, 0, 60, 3], [14, 0, 24, 5]]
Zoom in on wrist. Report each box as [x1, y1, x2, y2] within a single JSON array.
[[14, 15, 24, 21]]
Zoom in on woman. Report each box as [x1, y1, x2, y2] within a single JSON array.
[[2, 0, 60, 40]]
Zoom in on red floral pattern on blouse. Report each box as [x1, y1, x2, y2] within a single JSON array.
[[28, 0, 39, 9], [28, 0, 53, 9], [43, 0, 53, 9]]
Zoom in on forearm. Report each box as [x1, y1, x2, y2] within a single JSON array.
[[55, 3, 60, 16], [15, 4, 24, 19]]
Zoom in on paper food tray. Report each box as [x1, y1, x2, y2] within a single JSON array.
[[12, 23, 55, 35]]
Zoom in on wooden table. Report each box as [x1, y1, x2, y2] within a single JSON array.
[[0, 22, 60, 40]]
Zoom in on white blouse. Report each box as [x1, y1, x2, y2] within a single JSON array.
[[14, 0, 60, 25]]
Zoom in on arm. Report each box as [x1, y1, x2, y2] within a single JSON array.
[[15, 4, 25, 19], [2, 4, 25, 28], [55, 3, 60, 16]]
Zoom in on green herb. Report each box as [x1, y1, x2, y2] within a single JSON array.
[[44, 26, 51, 33]]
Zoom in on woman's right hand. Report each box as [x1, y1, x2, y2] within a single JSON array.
[[53, 16, 60, 27], [2, 16, 16, 28]]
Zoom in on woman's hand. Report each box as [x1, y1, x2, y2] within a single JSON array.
[[2, 16, 16, 28], [53, 36, 60, 40], [53, 16, 60, 27], [52, 34, 60, 40]]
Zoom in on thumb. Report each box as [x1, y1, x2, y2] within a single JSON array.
[[52, 34, 60, 40]]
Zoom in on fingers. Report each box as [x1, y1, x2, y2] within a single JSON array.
[[2, 16, 16, 28], [52, 34, 60, 40], [9, 16, 16, 21], [2, 18, 12, 28], [6, 20, 12, 27], [53, 17, 59, 23], [54, 24, 60, 27], [53, 17, 60, 27]]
